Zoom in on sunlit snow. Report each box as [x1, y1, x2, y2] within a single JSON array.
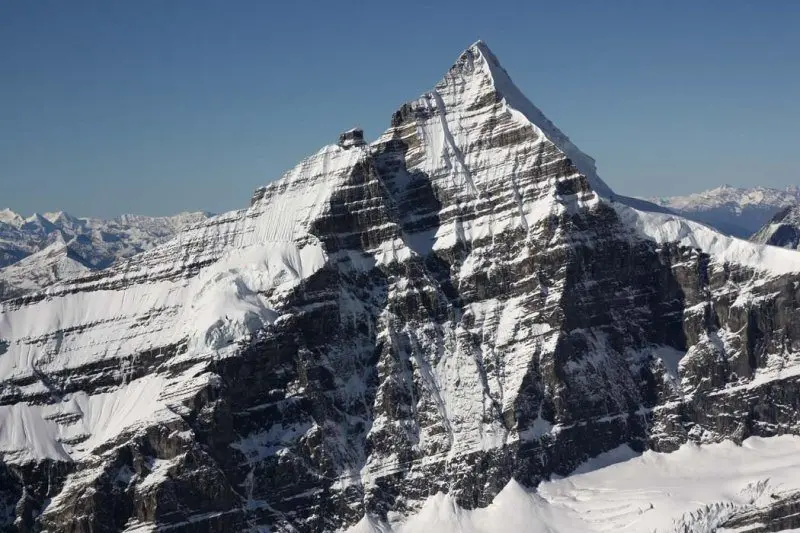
[[350, 435, 800, 533]]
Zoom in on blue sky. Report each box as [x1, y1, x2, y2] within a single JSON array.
[[2, 1, 799, 218]]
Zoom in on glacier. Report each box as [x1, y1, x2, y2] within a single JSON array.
[[349, 435, 800, 533]]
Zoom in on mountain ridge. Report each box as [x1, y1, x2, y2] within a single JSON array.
[[0, 208, 211, 299], [750, 203, 800, 249]]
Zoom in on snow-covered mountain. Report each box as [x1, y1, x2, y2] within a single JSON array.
[[0, 237, 92, 301], [648, 185, 800, 237], [0, 209, 210, 299], [0, 209, 210, 268], [3, 41, 800, 533], [750, 204, 800, 249]]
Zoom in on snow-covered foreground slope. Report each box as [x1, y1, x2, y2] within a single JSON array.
[[3, 41, 800, 533], [0, 145, 355, 451], [351, 435, 800, 533], [649, 185, 800, 237]]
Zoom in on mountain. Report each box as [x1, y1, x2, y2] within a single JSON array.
[[750, 203, 800, 249], [0, 210, 210, 268], [0, 237, 93, 301], [0, 210, 210, 299], [3, 41, 800, 533], [648, 185, 800, 237]]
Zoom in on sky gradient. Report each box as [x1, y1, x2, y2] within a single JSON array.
[[2, 0, 799, 218]]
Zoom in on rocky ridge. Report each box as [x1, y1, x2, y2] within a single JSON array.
[[2, 42, 800, 532], [750, 203, 800, 249]]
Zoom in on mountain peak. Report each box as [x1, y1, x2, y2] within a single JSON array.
[[6, 41, 800, 533], [43, 210, 79, 224], [441, 39, 499, 86], [751, 203, 800, 248], [0, 208, 23, 226], [22, 212, 57, 231], [469, 38, 488, 50], [448, 39, 498, 74], [436, 41, 613, 199]]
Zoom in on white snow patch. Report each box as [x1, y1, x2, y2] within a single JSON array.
[[0, 374, 175, 463]]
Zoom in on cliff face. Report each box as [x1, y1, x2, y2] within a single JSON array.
[[3, 42, 800, 533]]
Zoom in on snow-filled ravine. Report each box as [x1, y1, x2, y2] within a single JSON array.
[[350, 435, 800, 533]]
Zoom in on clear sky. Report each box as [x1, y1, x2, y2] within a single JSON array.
[[2, 1, 799, 218]]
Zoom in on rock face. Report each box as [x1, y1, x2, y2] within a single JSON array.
[[3, 42, 800, 533], [338, 128, 366, 148], [0, 210, 210, 299], [750, 204, 800, 249], [648, 185, 800, 237]]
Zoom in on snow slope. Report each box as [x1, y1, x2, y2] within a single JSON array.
[[350, 435, 800, 533], [0, 143, 359, 464], [615, 203, 800, 275]]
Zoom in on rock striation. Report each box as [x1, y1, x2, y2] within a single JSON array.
[[2, 41, 800, 532]]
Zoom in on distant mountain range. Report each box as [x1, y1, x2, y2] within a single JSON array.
[[0, 209, 209, 299], [647, 185, 800, 237]]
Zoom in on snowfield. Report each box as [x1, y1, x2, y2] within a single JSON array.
[[351, 435, 800, 533]]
